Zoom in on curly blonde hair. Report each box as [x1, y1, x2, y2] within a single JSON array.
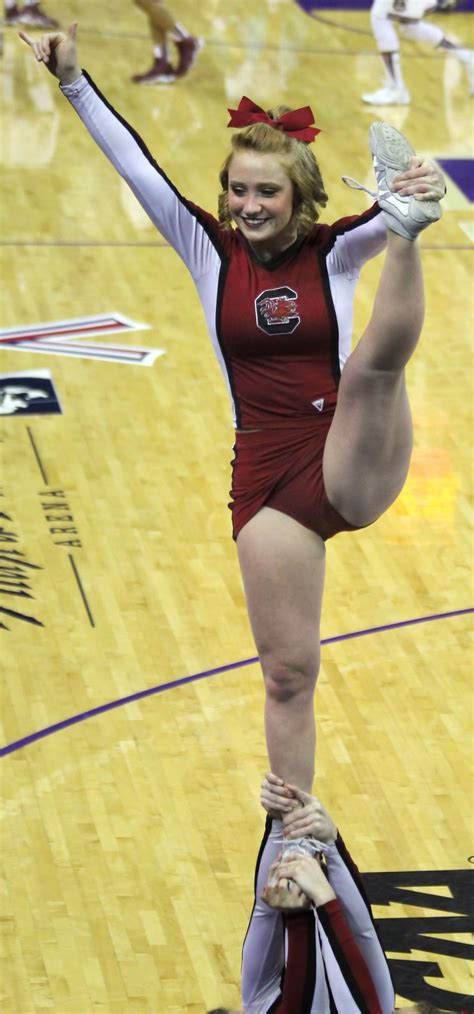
[[218, 106, 328, 235]]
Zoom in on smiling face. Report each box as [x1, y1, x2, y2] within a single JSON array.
[[227, 149, 296, 260]]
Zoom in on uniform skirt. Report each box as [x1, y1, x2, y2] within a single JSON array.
[[229, 418, 361, 542]]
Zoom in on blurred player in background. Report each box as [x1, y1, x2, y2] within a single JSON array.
[[362, 0, 474, 104], [131, 0, 202, 84], [4, 0, 58, 27]]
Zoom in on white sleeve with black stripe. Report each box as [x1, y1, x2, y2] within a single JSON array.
[[60, 71, 222, 282], [325, 836, 395, 1014]]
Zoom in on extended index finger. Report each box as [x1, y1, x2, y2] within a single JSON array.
[[18, 30, 34, 47]]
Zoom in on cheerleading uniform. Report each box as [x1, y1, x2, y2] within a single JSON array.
[[61, 72, 387, 540], [241, 817, 395, 1014]]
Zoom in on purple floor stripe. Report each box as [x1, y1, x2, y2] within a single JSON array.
[[1, 608, 472, 757]]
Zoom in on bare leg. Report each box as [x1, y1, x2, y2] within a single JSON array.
[[323, 232, 424, 526], [134, 0, 175, 44], [237, 508, 325, 793]]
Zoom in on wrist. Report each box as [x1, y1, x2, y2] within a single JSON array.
[[60, 67, 82, 86], [312, 883, 336, 907]]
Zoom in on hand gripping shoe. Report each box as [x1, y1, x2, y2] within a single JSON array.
[[342, 121, 441, 240]]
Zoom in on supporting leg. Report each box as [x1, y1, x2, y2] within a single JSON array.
[[362, 1, 411, 103], [132, 0, 177, 83], [237, 508, 325, 793]]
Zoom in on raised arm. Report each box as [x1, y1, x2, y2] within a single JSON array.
[[276, 781, 394, 1012], [241, 817, 286, 1013], [273, 854, 384, 1012], [323, 836, 395, 1013], [19, 25, 224, 279]]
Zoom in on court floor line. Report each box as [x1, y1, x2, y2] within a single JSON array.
[[1, 607, 471, 759]]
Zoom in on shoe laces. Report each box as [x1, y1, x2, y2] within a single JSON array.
[[279, 835, 332, 857], [341, 174, 392, 203]]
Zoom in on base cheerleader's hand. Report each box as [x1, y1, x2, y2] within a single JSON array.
[[19, 22, 81, 86], [276, 854, 336, 908], [282, 786, 337, 844], [260, 772, 300, 818]]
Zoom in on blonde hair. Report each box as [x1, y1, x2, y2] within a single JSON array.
[[218, 106, 328, 234]]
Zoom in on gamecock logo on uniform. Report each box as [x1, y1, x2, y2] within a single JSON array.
[[255, 286, 301, 335]]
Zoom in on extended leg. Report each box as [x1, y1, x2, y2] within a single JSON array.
[[134, 0, 175, 44], [324, 121, 443, 526], [324, 229, 422, 527]]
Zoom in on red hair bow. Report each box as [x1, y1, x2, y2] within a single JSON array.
[[227, 96, 321, 143]]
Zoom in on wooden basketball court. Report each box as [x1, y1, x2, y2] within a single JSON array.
[[1, 1, 473, 1010]]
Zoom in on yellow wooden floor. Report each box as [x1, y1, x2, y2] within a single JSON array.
[[1, 1, 473, 1011]]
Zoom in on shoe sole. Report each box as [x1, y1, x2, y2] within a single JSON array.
[[369, 121, 415, 174], [132, 77, 176, 85], [17, 16, 59, 27], [362, 94, 410, 106], [370, 121, 441, 233]]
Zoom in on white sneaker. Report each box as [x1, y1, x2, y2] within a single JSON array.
[[342, 121, 441, 240], [362, 85, 410, 106]]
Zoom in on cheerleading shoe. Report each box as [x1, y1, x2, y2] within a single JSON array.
[[4, 4, 22, 24], [342, 121, 441, 240], [131, 57, 176, 85], [362, 85, 410, 105], [175, 36, 203, 78]]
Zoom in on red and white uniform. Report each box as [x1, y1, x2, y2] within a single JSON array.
[[62, 73, 388, 540], [241, 817, 396, 1014]]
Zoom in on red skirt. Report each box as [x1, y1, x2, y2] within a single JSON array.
[[228, 419, 361, 542]]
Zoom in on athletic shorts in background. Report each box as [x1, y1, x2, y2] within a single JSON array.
[[372, 0, 437, 18]]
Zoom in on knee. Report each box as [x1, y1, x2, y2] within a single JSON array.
[[370, 9, 400, 51], [263, 656, 320, 703]]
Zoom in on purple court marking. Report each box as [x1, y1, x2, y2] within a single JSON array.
[[1, 607, 472, 758], [437, 159, 474, 203], [294, 0, 474, 9]]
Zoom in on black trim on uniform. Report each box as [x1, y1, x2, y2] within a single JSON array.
[[77, 70, 231, 260], [336, 835, 394, 991], [318, 246, 342, 389], [214, 257, 241, 429], [241, 815, 273, 963], [318, 904, 373, 1014], [316, 203, 384, 389], [319, 202, 383, 259], [240, 231, 307, 272]]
